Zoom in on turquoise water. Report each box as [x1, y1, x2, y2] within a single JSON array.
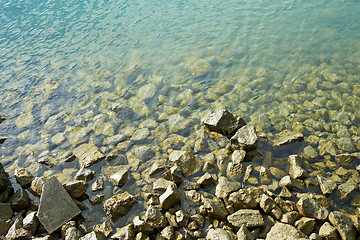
[[1, 0, 360, 234]]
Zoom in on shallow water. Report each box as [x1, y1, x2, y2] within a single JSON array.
[[1, 0, 360, 235]]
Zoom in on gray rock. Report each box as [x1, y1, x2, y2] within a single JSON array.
[[169, 150, 201, 177], [153, 178, 175, 192], [160, 226, 174, 240], [37, 177, 81, 234], [288, 155, 308, 179], [197, 172, 215, 188], [296, 194, 329, 220], [317, 176, 337, 195], [236, 225, 255, 240], [79, 231, 105, 240], [91, 177, 104, 192], [294, 217, 316, 235], [30, 177, 44, 197], [63, 180, 88, 198], [103, 192, 136, 222], [133, 216, 153, 233], [281, 211, 302, 225], [131, 128, 150, 141], [336, 137, 355, 151], [14, 168, 34, 188], [279, 176, 304, 190], [0, 203, 13, 221], [73, 143, 105, 168], [204, 109, 246, 138], [230, 125, 258, 151], [227, 209, 264, 228], [159, 184, 181, 210], [338, 182, 357, 199], [273, 131, 304, 147], [215, 176, 242, 198], [65, 227, 82, 240], [202, 197, 228, 220], [75, 167, 95, 181], [228, 186, 263, 209], [110, 224, 135, 240], [328, 211, 356, 240], [10, 189, 29, 210], [265, 222, 308, 240], [23, 211, 39, 233], [144, 205, 168, 229], [318, 222, 339, 240], [206, 228, 236, 240]]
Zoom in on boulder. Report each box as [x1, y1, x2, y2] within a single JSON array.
[[204, 109, 246, 138], [103, 192, 136, 222], [159, 184, 181, 210], [296, 194, 329, 220], [227, 209, 264, 228], [168, 150, 201, 177], [265, 222, 308, 240], [328, 211, 356, 240], [230, 125, 258, 151], [273, 130, 304, 147], [73, 143, 105, 168], [206, 228, 236, 240]]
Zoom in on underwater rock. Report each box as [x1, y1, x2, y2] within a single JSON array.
[[15, 168, 34, 188], [169, 150, 201, 177], [73, 143, 105, 168], [317, 176, 337, 195], [159, 184, 181, 210], [230, 125, 258, 151], [273, 130, 303, 147]]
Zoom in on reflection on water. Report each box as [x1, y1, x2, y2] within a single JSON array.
[[1, 0, 360, 232]]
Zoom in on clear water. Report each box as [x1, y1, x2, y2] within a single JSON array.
[[1, 0, 360, 235]]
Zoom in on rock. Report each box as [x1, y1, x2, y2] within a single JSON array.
[[10, 189, 29, 210], [0, 203, 13, 221], [14, 168, 34, 188], [37, 177, 81, 234], [206, 228, 236, 240], [230, 125, 258, 151], [296, 194, 329, 221], [328, 211, 356, 240], [259, 166, 272, 183], [30, 177, 44, 197], [260, 194, 281, 219], [109, 169, 129, 187], [169, 166, 183, 183], [302, 145, 319, 159], [279, 187, 292, 199], [279, 176, 304, 190], [317, 176, 337, 195], [335, 153, 356, 166], [133, 216, 153, 233], [79, 231, 105, 240], [294, 217, 316, 235], [73, 143, 105, 168], [204, 109, 246, 138], [215, 177, 242, 198], [75, 167, 95, 181], [309, 233, 321, 240], [5, 217, 32, 240], [65, 227, 82, 240], [63, 180, 88, 198], [281, 211, 302, 225], [93, 220, 113, 238], [167, 114, 190, 133], [228, 186, 263, 209], [0, 163, 12, 193], [336, 137, 355, 151], [131, 128, 150, 141], [137, 83, 157, 100], [168, 150, 201, 177], [23, 211, 39, 233], [160, 226, 174, 240], [144, 205, 168, 229], [232, 150, 246, 163], [91, 177, 104, 192], [111, 224, 135, 240], [153, 178, 175, 192], [202, 197, 228, 220], [175, 210, 189, 227], [318, 222, 339, 240], [197, 172, 215, 188], [265, 222, 307, 240], [236, 225, 255, 240], [288, 155, 308, 179], [273, 130, 304, 147], [227, 209, 264, 228], [103, 134, 126, 146], [159, 184, 181, 210], [89, 194, 104, 205], [103, 192, 136, 222], [338, 182, 357, 199]]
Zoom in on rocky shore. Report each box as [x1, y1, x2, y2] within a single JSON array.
[[1, 109, 360, 240]]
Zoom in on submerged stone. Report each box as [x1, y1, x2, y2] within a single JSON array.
[[169, 150, 201, 177], [37, 177, 81, 234], [73, 143, 105, 168], [230, 125, 258, 151], [273, 130, 303, 147]]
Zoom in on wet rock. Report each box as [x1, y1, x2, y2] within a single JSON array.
[[296, 194, 329, 221], [335, 153, 357, 166], [91, 177, 104, 192], [259, 166, 272, 183], [93, 220, 113, 238], [228, 186, 263, 209], [14, 168, 34, 188], [65, 227, 82, 240], [0, 163, 12, 193], [226, 161, 245, 180], [131, 128, 150, 141], [37, 177, 81, 234], [103, 192, 136, 222], [159, 184, 181, 210], [10, 189, 29, 210], [5, 217, 32, 240], [281, 211, 302, 225], [230, 125, 258, 151], [109, 169, 129, 187], [144, 205, 168, 229], [269, 167, 287, 179], [338, 182, 357, 199], [328, 211, 356, 240], [111, 224, 135, 240], [279, 175, 304, 190], [23, 211, 39, 233], [279, 187, 292, 199], [133, 216, 153, 233], [288, 155, 308, 179], [231, 149, 246, 163], [202, 197, 228, 220], [73, 143, 105, 168], [75, 167, 95, 181], [215, 176, 242, 198], [160, 226, 174, 240], [167, 114, 190, 133], [317, 176, 337, 195], [63, 180, 88, 198], [302, 145, 319, 159], [0, 203, 13, 221], [336, 137, 355, 152], [169, 166, 183, 183], [260, 194, 281, 219], [273, 130, 304, 147], [153, 178, 176, 192], [168, 150, 201, 177], [265, 222, 307, 240], [294, 217, 316, 235], [148, 163, 166, 176], [206, 228, 236, 240], [236, 225, 255, 240], [175, 210, 189, 227], [180, 180, 199, 190], [318, 222, 339, 240], [197, 172, 215, 188], [204, 109, 246, 138], [227, 209, 264, 228], [30, 177, 44, 197], [89, 194, 104, 205], [103, 134, 126, 146]]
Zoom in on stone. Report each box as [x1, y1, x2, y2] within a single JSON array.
[[338, 182, 357, 199], [63, 180, 88, 198], [259, 166, 271, 183], [202, 197, 228, 220], [294, 217, 316, 235], [175, 210, 189, 227], [133, 216, 153, 233], [215, 177, 242, 198], [144, 205, 168, 229], [296, 194, 329, 221], [14, 168, 34, 188], [37, 177, 81, 234], [204, 109, 246, 138], [61, 221, 76, 238], [80, 231, 105, 240], [288, 155, 308, 179], [279, 187, 292, 199], [169, 166, 183, 183], [302, 145, 319, 159], [153, 178, 175, 192], [89, 195, 104, 205], [265, 222, 307, 240], [317, 176, 337, 195], [23, 211, 39, 233], [328, 211, 356, 240], [5, 217, 32, 240], [131, 128, 150, 141], [230, 125, 258, 151], [336, 137, 355, 151], [227, 209, 264, 228], [159, 184, 181, 210], [273, 130, 304, 147], [228, 186, 264, 209], [168, 150, 201, 177], [281, 211, 302, 225], [93, 220, 113, 238], [309, 233, 321, 240], [103, 134, 126, 146], [318, 222, 339, 240], [73, 143, 105, 168], [10, 189, 29, 210], [30, 177, 44, 197], [137, 83, 157, 100], [75, 167, 95, 181], [109, 169, 129, 187], [335, 153, 356, 166], [111, 224, 135, 240], [231, 150, 246, 163], [0, 203, 13, 221], [279, 176, 304, 190], [260, 194, 277, 213], [103, 192, 136, 222], [167, 114, 190, 133], [236, 225, 255, 240], [0, 163, 12, 193], [197, 172, 215, 188], [206, 228, 236, 240], [92, 177, 104, 192], [160, 226, 174, 240], [65, 227, 82, 240]]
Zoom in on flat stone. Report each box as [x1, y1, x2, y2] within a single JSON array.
[[206, 228, 236, 240], [73, 143, 105, 168], [296, 195, 329, 221], [227, 209, 264, 228], [265, 222, 307, 240], [37, 177, 81, 234], [204, 109, 246, 138], [230, 125, 258, 151], [215, 176, 242, 198], [317, 176, 337, 195], [328, 211, 356, 240], [273, 130, 304, 147], [159, 184, 181, 210], [14, 168, 34, 188], [169, 150, 201, 177], [103, 192, 136, 222]]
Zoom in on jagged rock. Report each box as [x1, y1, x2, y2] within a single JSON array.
[[5, 216, 32, 240], [169, 166, 183, 183], [15, 168, 34, 188], [37, 177, 81, 234], [144, 205, 168, 229], [0, 163, 12, 193], [73, 143, 105, 168], [296, 194, 329, 220], [30, 177, 44, 197], [236, 225, 255, 240], [175, 210, 189, 227], [279, 187, 292, 199], [63, 180, 88, 198], [335, 153, 356, 166], [232, 150, 246, 163], [160, 226, 174, 240], [111, 224, 135, 240], [294, 217, 316, 235], [204, 109, 246, 138], [319, 222, 339, 240], [328, 211, 356, 240], [279, 176, 304, 190], [265, 222, 307, 240], [260, 194, 282, 219], [10, 189, 29, 210], [259, 166, 272, 183], [215, 177, 242, 198], [89, 194, 104, 205], [317, 176, 337, 195], [153, 178, 175, 192], [202, 197, 228, 220], [91, 177, 104, 192], [338, 182, 357, 199], [180, 180, 199, 190], [75, 167, 95, 181], [273, 130, 304, 147], [133, 216, 153, 233], [103, 192, 136, 222], [65, 227, 82, 240], [227, 209, 264, 228], [230, 125, 258, 151], [228, 186, 263, 209], [281, 211, 302, 225], [93, 220, 113, 238], [288, 155, 308, 179], [197, 172, 215, 188], [159, 184, 181, 210], [169, 150, 201, 177], [206, 228, 236, 240], [23, 211, 39, 233]]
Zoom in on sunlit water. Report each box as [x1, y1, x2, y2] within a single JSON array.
[[1, 0, 360, 235]]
